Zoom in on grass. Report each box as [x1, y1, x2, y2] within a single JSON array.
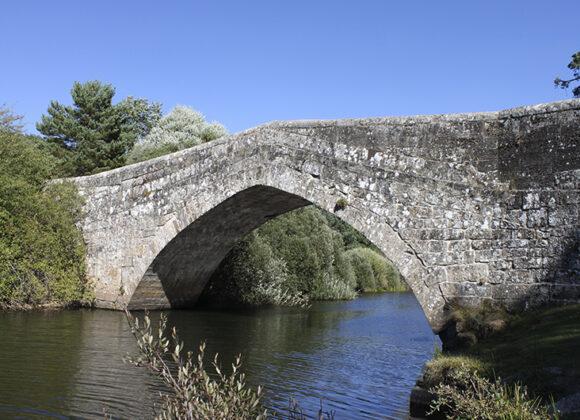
[[423, 354, 489, 388], [424, 303, 580, 418], [467, 304, 580, 399]]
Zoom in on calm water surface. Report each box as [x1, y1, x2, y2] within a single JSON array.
[[0, 293, 438, 419]]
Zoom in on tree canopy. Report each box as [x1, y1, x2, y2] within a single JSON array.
[[554, 51, 580, 97], [0, 105, 24, 133], [37, 81, 161, 175], [127, 105, 227, 164], [0, 130, 89, 307]]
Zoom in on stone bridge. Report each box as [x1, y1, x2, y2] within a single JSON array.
[[71, 100, 579, 334]]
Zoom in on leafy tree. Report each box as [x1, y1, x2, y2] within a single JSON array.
[[0, 130, 90, 307], [127, 105, 227, 164], [345, 247, 405, 292], [37, 81, 161, 175], [554, 51, 580, 97], [0, 105, 24, 133], [203, 206, 407, 308]]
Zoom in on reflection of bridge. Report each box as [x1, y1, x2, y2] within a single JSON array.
[[71, 100, 579, 334]]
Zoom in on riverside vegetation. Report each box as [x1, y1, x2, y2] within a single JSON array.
[[421, 303, 580, 419], [201, 206, 406, 308], [0, 127, 90, 308]]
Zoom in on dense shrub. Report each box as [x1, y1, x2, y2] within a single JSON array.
[[203, 233, 309, 308], [448, 301, 510, 348], [345, 247, 406, 292], [0, 131, 90, 307], [127, 106, 227, 164], [428, 364, 555, 419], [202, 206, 406, 307]]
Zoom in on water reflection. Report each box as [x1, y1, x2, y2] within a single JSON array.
[[0, 293, 438, 419]]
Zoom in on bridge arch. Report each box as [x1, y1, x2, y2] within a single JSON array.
[[127, 183, 441, 325]]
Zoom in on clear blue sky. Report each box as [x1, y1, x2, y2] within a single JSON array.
[[1, 0, 578, 134]]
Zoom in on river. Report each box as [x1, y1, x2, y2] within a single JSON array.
[[0, 292, 438, 419]]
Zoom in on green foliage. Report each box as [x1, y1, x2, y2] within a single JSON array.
[[36, 81, 161, 175], [424, 355, 489, 389], [0, 131, 90, 307], [333, 198, 348, 212], [127, 105, 227, 164], [0, 105, 24, 133], [554, 51, 580, 97], [345, 247, 406, 292], [203, 233, 309, 308], [428, 365, 556, 420], [322, 210, 377, 250], [451, 301, 509, 346], [203, 206, 406, 307], [126, 311, 267, 419]]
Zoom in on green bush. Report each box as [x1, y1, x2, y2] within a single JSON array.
[[0, 131, 90, 307], [345, 247, 406, 292], [449, 301, 510, 347], [428, 364, 556, 419], [203, 206, 405, 307], [127, 105, 226, 164], [346, 248, 376, 291], [203, 233, 308, 308]]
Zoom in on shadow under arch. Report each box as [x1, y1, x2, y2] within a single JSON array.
[[128, 184, 444, 333]]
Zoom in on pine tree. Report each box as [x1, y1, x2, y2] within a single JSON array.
[[554, 51, 580, 98], [37, 81, 161, 175]]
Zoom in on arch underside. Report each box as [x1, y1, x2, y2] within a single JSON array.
[[128, 186, 310, 309]]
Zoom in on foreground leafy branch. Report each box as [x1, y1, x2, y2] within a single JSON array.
[[125, 310, 267, 419], [125, 311, 336, 419]]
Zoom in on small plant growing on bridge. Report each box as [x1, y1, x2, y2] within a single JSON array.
[[125, 310, 267, 419], [333, 198, 348, 212]]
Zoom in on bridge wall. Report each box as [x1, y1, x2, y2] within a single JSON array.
[[71, 100, 579, 332]]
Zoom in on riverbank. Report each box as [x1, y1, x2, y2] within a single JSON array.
[[410, 303, 580, 418], [0, 301, 90, 311]]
